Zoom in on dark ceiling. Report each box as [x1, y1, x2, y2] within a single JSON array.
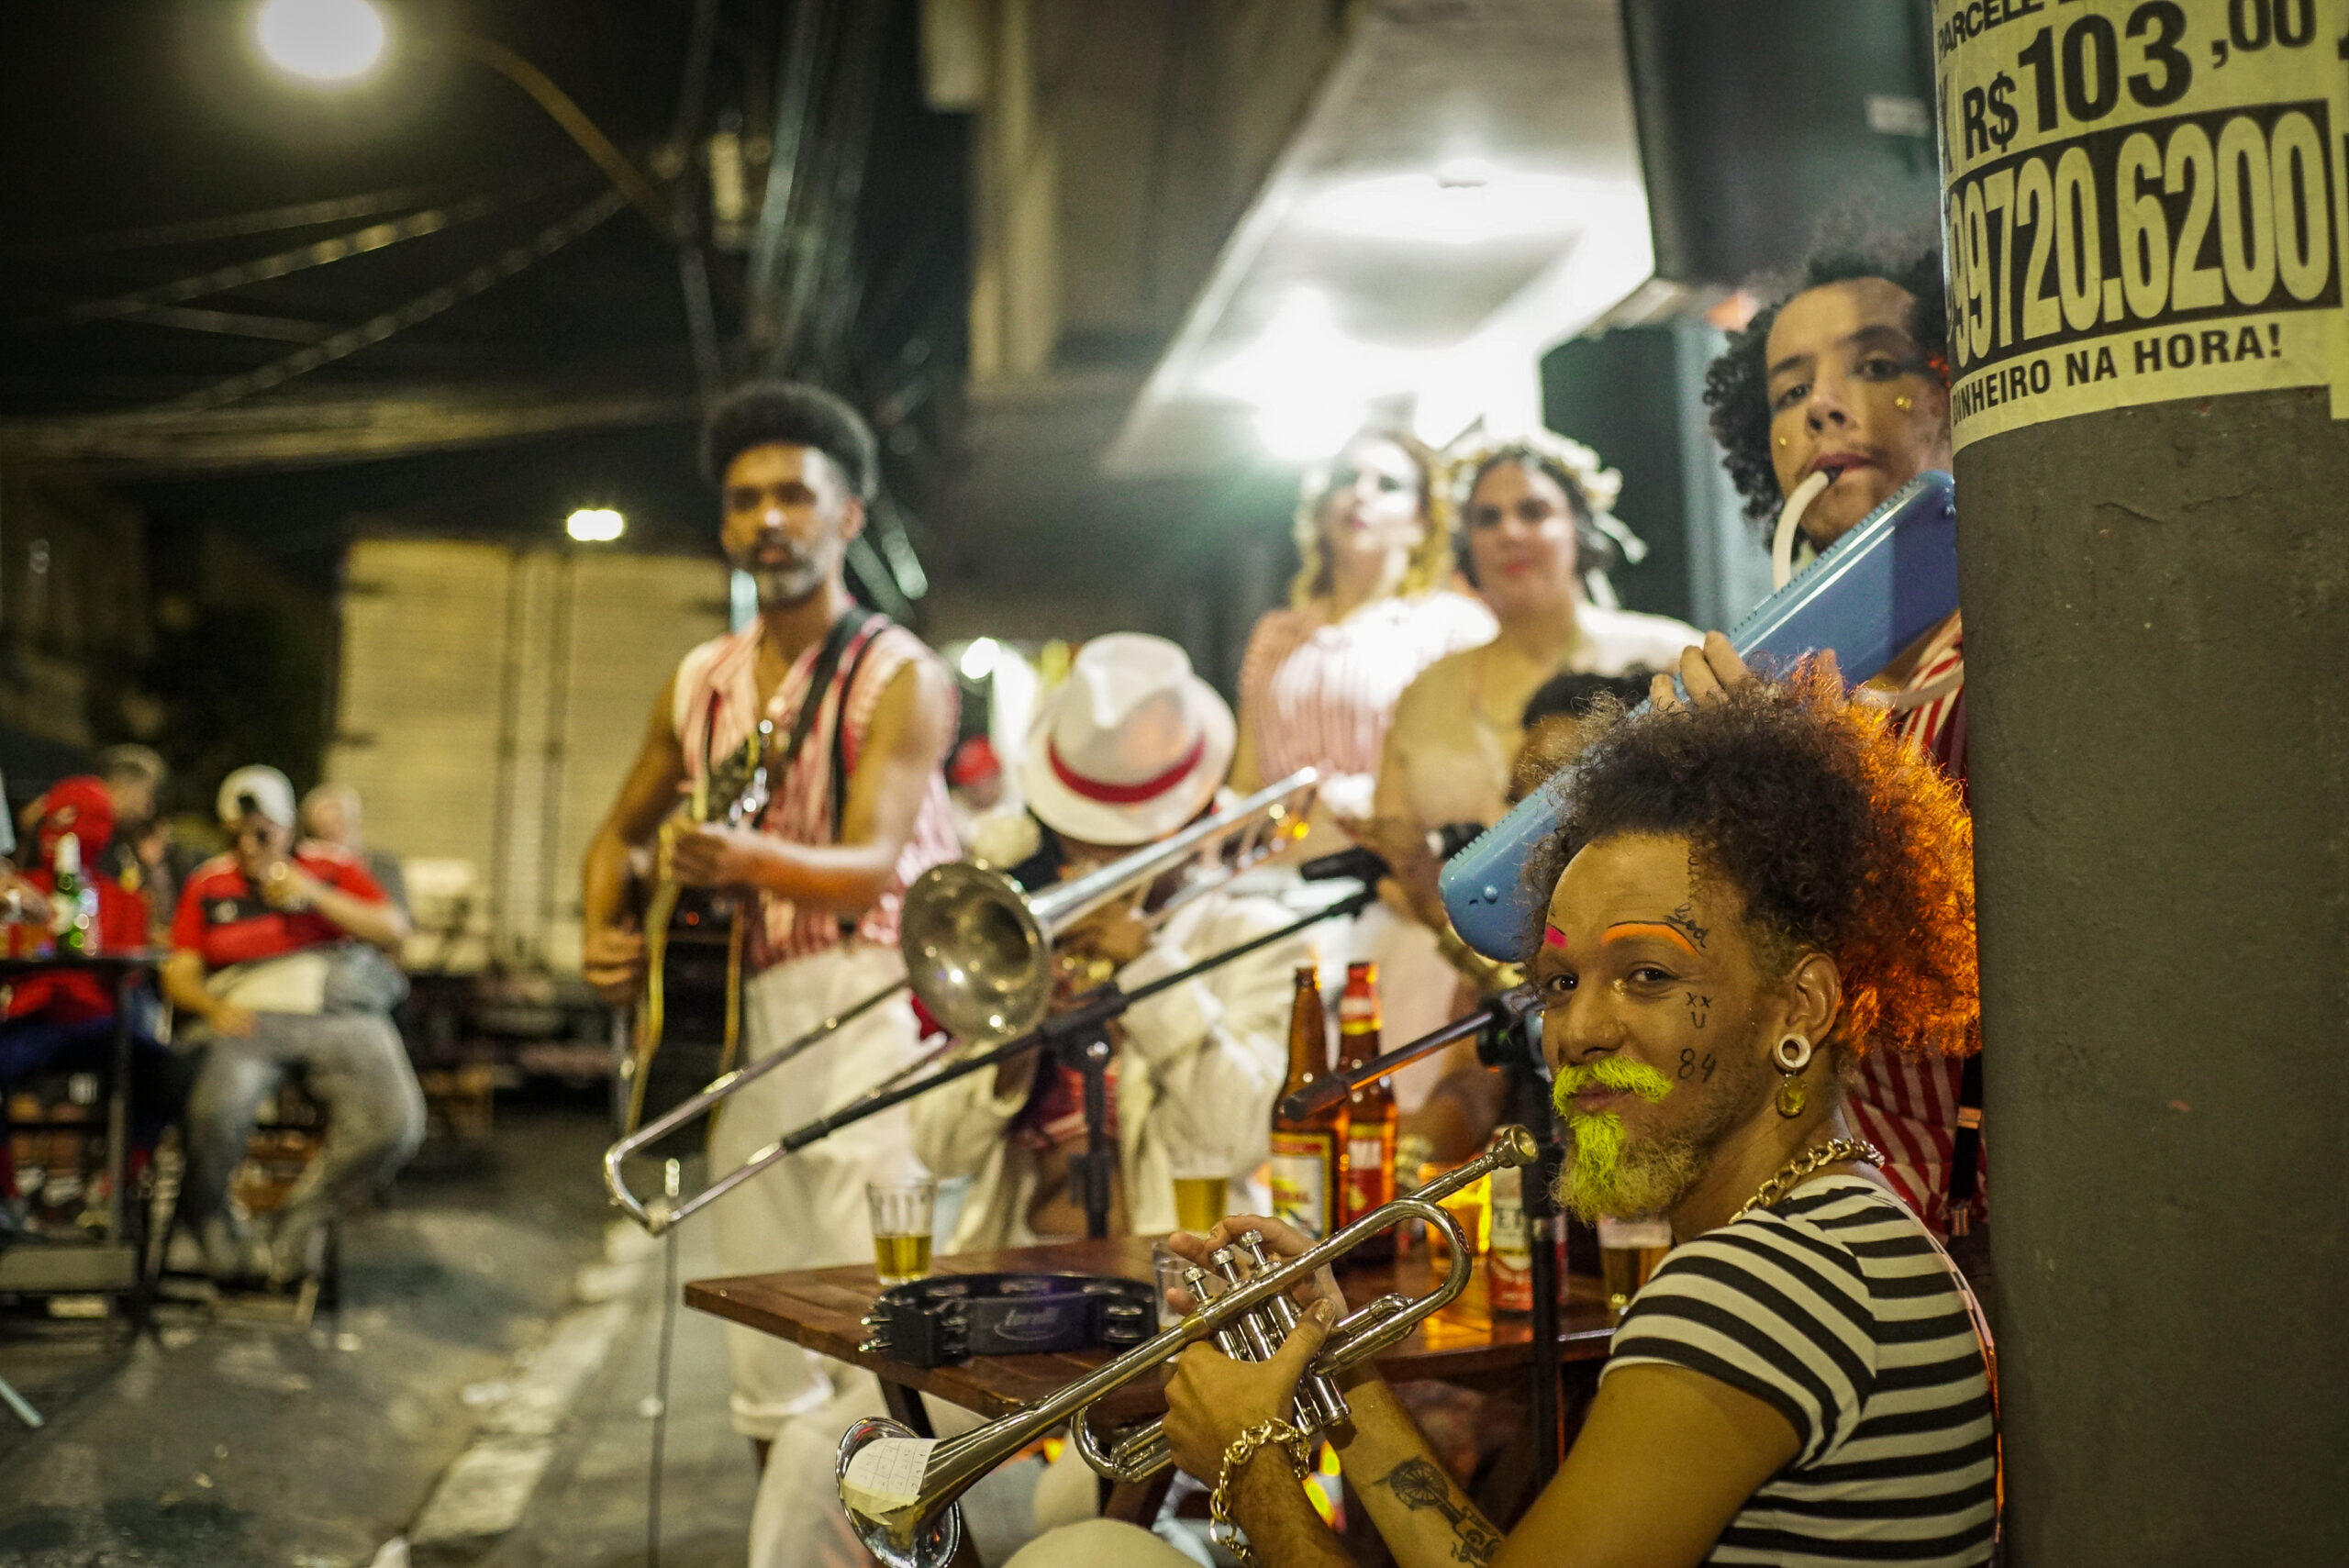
[[0, 0, 968, 575]]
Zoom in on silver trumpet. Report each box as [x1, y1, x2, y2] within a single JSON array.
[[602, 770, 1320, 1232], [833, 1127, 1541, 1568]]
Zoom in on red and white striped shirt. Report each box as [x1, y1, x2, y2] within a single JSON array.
[[1236, 592, 1495, 797], [671, 618, 960, 974], [1850, 612, 1984, 1236]]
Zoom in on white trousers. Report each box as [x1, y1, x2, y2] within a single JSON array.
[[749, 1375, 1085, 1568], [1005, 1521, 1197, 1567], [710, 941, 927, 1439]]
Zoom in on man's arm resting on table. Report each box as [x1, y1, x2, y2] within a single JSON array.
[[667, 658, 956, 912]]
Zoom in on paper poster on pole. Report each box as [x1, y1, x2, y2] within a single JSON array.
[[1933, 0, 2349, 449]]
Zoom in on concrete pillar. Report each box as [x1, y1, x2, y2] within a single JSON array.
[[1958, 385, 2349, 1562]]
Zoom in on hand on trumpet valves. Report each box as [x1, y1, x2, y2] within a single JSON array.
[[1164, 1294, 1338, 1485], [1159, 1215, 1347, 1323]]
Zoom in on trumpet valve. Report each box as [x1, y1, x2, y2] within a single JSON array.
[[1235, 1231, 1351, 1430]]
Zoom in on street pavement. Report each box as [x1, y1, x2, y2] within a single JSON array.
[[0, 1099, 757, 1568]]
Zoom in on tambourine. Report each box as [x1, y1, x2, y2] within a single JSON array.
[[856, 1273, 1160, 1369]]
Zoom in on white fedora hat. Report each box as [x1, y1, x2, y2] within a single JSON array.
[[1018, 633, 1234, 847]]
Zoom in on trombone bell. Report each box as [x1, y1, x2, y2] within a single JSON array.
[[898, 861, 1050, 1043], [897, 769, 1320, 1046]]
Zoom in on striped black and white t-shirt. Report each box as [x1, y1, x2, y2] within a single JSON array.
[[1603, 1175, 1997, 1566]]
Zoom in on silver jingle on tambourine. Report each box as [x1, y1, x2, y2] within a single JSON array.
[[836, 1416, 963, 1568]]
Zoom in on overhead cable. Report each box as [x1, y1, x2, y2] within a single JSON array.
[[163, 186, 630, 414], [18, 165, 595, 332], [0, 183, 451, 260]]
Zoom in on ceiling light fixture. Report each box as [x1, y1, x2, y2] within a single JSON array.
[[1204, 288, 1426, 462], [566, 508, 625, 542], [253, 0, 389, 83]]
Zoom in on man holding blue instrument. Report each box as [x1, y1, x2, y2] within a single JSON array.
[[1690, 239, 1987, 1260]]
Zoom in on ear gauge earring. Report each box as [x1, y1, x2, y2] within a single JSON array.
[[1773, 1034, 1814, 1118]]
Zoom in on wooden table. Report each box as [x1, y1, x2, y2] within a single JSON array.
[[689, 1236, 1618, 1560]]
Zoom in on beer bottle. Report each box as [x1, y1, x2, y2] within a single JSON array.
[[1336, 961, 1397, 1261], [52, 834, 95, 956], [1269, 964, 1345, 1240]]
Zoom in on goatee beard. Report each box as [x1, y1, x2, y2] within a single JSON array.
[[738, 553, 826, 610], [1553, 1122, 1703, 1224]]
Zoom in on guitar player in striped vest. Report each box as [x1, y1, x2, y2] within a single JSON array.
[[581, 383, 959, 1485]]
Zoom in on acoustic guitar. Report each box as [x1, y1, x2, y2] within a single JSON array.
[[618, 717, 774, 1157]]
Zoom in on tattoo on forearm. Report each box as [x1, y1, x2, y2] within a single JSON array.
[[1379, 1457, 1501, 1565]]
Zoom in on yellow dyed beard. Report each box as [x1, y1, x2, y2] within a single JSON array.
[[1552, 1057, 1689, 1223]]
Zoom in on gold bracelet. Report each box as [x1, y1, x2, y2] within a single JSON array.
[[1209, 1418, 1314, 1566]]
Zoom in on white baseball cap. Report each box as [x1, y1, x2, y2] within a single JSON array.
[[217, 764, 297, 829], [1017, 634, 1234, 847]]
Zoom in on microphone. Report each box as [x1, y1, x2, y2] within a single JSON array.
[[1276, 981, 1540, 1120], [1298, 821, 1484, 885]]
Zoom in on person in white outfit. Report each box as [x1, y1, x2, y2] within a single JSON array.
[[753, 635, 1308, 1568], [577, 383, 961, 1563], [919, 631, 1307, 1251]]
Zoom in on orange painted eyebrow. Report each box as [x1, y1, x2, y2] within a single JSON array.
[[1603, 922, 1701, 959]]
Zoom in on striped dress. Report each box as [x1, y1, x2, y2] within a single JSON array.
[[1236, 592, 1495, 808], [1606, 1175, 1997, 1565], [1851, 613, 1983, 1235], [671, 618, 961, 975]]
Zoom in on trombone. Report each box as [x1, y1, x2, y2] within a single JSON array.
[[835, 1128, 1542, 1568], [602, 770, 1322, 1233]]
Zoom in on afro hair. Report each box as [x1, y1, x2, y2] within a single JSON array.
[[1525, 662, 1977, 1066], [1703, 238, 1948, 532], [700, 381, 880, 501]]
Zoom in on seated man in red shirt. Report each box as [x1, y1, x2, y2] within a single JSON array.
[[0, 778, 184, 1234], [164, 765, 423, 1285]]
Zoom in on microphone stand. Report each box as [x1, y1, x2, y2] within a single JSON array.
[[1483, 1006, 1565, 1481], [1277, 977, 1568, 1485], [770, 884, 1378, 1240]]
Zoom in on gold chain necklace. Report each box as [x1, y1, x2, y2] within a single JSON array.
[[1731, 1138, 1885, 1222]]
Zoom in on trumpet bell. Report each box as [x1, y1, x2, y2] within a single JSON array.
[[901, 861, 1051, 1042], [837, 1416, 963, 1568]]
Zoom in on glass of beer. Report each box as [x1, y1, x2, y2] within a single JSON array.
[[867, 1177, 938, 1287], [1431, 1171, 1491, 1262], [1168, 1143, 1233, 1235], [1597, 1215, 1674, 1321]]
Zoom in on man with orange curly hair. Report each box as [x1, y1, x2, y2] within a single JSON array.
[[1041, 663, 1995, 1568]]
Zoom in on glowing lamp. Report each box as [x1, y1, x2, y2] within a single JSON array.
[[566, 508, 625, 542], [254, 0, 389, 82]]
